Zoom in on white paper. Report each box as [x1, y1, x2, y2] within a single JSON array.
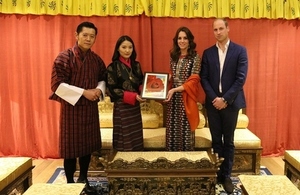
[[55, 83, 84, 106]]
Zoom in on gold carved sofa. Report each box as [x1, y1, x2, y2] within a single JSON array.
[[93, 97, 262, 175]]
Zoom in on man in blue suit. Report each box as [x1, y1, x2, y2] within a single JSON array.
[[200, 18, 248, 193]]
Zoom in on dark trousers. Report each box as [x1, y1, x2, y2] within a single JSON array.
[[206, 106, 239, 178]]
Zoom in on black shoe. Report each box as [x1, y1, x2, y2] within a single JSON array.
[[76, 177, 86, 183], [76, 178, 96, 194], [223, 177, 234, 193], [217, 175, 225, 184]]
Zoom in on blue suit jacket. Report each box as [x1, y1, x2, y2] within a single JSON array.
[[200, 41, 248, 110]]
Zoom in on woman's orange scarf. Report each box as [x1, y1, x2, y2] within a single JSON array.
[[182, 74, 202, 131]]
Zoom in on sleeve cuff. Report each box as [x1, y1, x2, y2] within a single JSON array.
[[139, 85, 143, 93], [55, 83, 84, 106], [123, 91, 137, 105], [96, 81, 106, 101]]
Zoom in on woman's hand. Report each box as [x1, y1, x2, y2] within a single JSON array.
[[164, 86, 184, 102], [164, 88, 175, 102], [136, 95, 146, 102]]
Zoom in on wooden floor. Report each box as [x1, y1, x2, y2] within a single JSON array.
[[32, 156, 285, 184]]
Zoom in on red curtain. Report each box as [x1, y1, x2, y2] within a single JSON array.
[[0, 14, 299, 158]]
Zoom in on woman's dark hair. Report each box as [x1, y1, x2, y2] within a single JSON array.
[[76, 21, 98, 35], [169, 26, 197, 62], [111, 35, 137, 62]]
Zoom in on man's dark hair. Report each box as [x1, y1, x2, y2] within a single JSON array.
[[214, 18, 229, 27], [76, 22, 98, 35]]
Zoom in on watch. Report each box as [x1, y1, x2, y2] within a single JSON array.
[[221, 97, 227, 104]]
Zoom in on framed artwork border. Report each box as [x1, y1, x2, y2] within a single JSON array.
[[141, 72, 169, 100]]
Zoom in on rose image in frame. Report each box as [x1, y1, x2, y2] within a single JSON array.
[[146, 76, 164, 92]]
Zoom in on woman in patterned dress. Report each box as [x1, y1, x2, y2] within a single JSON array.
[[106, 35, 145, 151], [165, 27, 202, 151]]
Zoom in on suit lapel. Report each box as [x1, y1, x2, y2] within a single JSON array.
[[212, 46, 220, 74], [223, 42, 235, 73]]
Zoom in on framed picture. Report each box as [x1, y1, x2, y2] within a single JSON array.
[[141, 72, 169, 100]]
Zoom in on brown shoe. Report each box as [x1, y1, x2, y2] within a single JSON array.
[[223, 177, 234, 193]]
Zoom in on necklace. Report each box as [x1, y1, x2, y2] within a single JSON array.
[[174, 58, 185, 84], [123, 64, 133, 81]]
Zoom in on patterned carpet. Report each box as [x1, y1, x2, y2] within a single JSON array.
[[48, 167, 271, 195], [47, 168, 108, 194], [215, 176, 243, 195]]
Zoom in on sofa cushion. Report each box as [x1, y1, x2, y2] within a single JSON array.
[[144, 128, 213, 149], [100, 127, 261, 150], [23, 183, 85, 195], [284, 150, 300, 172], [151, 127, 261, 149], [100, 113, 160, 129], [195, 128, 212, 148], [143, 128, 166, 149], [238, 175, 299, 194], [234, 128, 261, 148], [195, 128, 261, 149], [0, 157, 32, 192]]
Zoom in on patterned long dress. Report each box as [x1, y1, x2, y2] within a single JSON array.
[[106, 60, 144, 151], [166, 54, 201, 151], [50, 43, 107, 159]]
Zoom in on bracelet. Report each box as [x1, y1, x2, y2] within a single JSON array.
[[221, 97, 227, 104]]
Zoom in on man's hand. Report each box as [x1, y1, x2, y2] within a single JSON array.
[[212, 97, 227, 110], [83, 89, 101, 101]]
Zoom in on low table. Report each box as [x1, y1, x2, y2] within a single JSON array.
[[23, 183, 85, 195], [96, 127, 262, 175], [0, 157, 34, 195], [105, 151, 221, 195], [238, 175, 300, 195]]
